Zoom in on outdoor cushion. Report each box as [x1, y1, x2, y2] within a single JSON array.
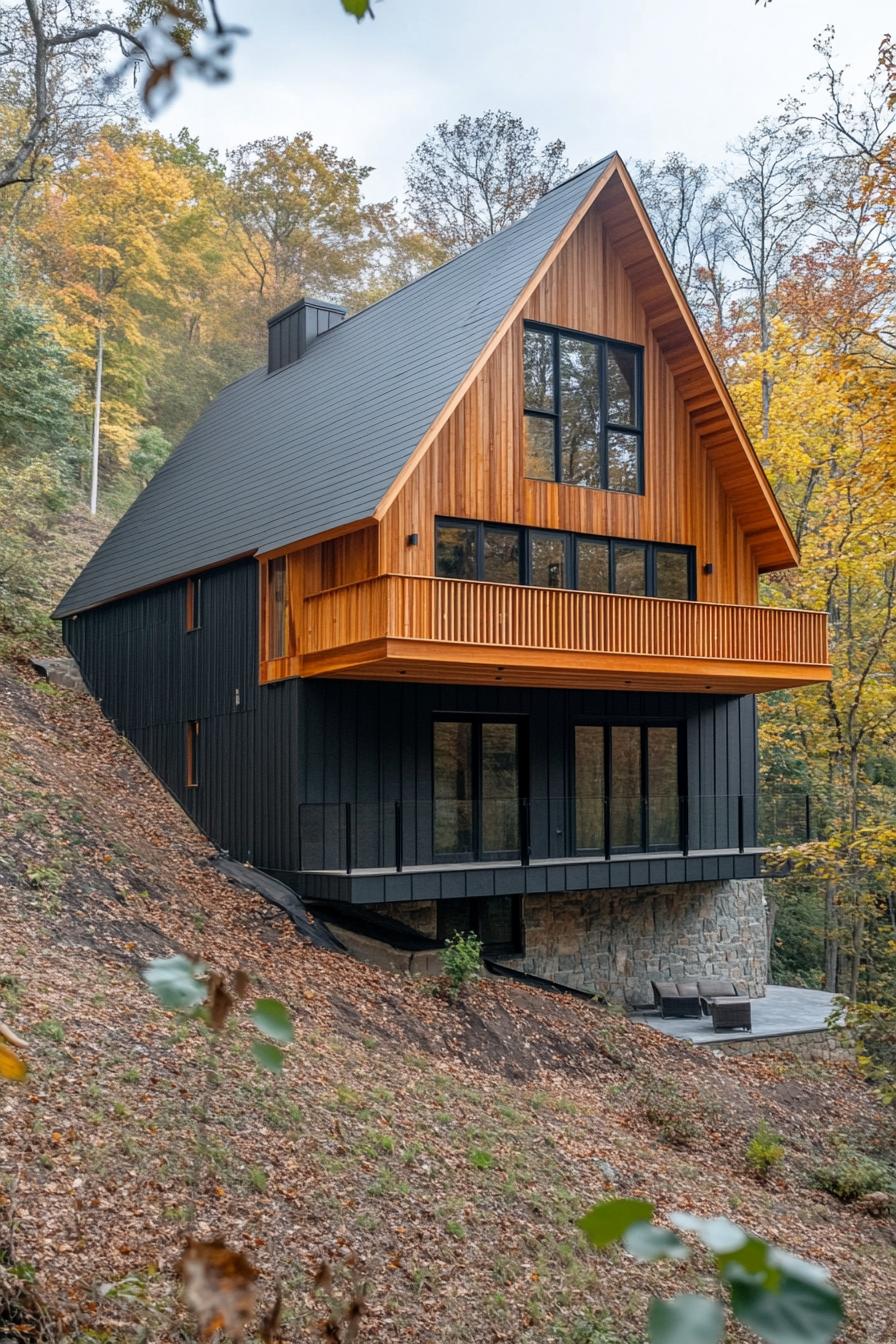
[[676, 982, 699, 997], [697, 979, 738, 999], [652, 981, 679, 998]]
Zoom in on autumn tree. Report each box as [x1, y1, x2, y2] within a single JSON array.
[[405, 110, 573, 255], [24, 128, 215, 501], [222, 132, 393, 313]]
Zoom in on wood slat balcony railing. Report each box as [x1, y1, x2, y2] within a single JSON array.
[[299, 574, 831, 693]]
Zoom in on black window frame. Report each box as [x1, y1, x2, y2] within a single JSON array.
[[435, 518, 695, 600], [523, 320, 644, 495], [431, 712, 528, 864], [185, 719, 200, 789], [434, 519, 523, 584], [265, 555, 288, 660], [570, 720, 686, 855]]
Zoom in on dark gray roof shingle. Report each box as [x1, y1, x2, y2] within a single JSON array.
[[56, 156, 613, 617]]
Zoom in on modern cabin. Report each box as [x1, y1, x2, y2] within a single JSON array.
[[57, 154, 831, 1005]]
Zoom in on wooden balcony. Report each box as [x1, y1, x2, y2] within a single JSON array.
[[298, 575, 831, 694]]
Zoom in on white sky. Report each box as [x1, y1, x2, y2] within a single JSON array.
[[154, 0, 892, 201]]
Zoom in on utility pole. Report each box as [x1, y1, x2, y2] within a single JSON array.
[[89, 325, 104, 515]]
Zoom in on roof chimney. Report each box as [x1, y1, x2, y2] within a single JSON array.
[[267, 297, 346, 374]]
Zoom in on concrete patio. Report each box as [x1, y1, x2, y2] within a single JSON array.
[[631, 984, 842, 1046]]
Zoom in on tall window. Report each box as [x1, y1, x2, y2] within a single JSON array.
[[185, 576, 202, 632], [266, 556, 287, 659], [523, 322, 643, 494], [433, 717, 522, 861], [435, 519, 694, 599], [185, 720, 200, 788], [574, 722, 682, 853]]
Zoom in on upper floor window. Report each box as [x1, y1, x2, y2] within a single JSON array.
[[185, 575, 202, 631], [523, 322, 643, 494], [266, 556, 287, 660], [185, 720, 200, 788], [435, 518, 694, 600]]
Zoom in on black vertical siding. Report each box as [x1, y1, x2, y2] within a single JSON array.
[[298, 681, 758, 871], [64, 560, 301, 872], [64, 561, 759, 887]]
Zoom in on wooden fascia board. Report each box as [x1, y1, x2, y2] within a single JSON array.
[[371, 156, 620, 521], [609, 158, 800, 571], [256, 516, 378, 563]]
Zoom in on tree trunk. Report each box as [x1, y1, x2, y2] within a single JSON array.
[[89, 326, 104, 515], [824, 877, 838, 992]]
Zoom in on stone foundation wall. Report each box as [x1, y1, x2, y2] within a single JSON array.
[[717, 1029, 855, 1064], [385, 878, 768, 1007], [502, 880, 768, 1006]]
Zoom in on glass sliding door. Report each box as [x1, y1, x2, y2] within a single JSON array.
[[574, 725, 605, 851], [610, 725, 642, 850], [433, 720, 475, 860], [647, 726, 680, 849], [481, 722, 520, 858], [574, 722, 682, 854], [433, 718, 522, 862]]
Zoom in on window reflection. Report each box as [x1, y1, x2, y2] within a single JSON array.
[[529, 532, 567, 588]]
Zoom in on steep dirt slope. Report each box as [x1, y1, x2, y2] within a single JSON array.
[[0, 665, 893, 1343]]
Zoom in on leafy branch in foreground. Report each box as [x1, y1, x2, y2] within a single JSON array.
[[141, 953, 295, 1070], [578, 1199, 843, 1344], [141, 955, 295, 1338]]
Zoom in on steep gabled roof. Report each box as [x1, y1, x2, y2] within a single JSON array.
[[56, 152, 797, 619], [56, 156, 615, 618]]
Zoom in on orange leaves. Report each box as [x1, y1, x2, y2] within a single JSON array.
[[179, 1239, 259, 1343], [178, 1240, 285, 1344], [0, 1040, 27, 1081]]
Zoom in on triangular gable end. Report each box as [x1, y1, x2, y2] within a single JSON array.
[[376, 157, 798, 576]]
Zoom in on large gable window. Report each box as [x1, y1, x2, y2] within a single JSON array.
[[523, 322, 643, 494]]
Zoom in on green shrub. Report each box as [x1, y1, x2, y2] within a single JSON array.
[[813, 1147, 895, 1201], [746, 1121, 785, 1179], [440, 930, 482, 1000]]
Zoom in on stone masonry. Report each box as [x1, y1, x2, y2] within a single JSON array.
[[384, 878, 768, 1008]]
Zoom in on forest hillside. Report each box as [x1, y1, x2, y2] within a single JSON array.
[[0, 656, 894, 1342]]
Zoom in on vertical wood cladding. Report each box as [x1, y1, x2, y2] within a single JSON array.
[[377, 204, 759, 606], [65, 558, 758, 886]]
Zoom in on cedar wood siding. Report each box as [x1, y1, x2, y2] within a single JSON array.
[[379, 201, 758, 605]]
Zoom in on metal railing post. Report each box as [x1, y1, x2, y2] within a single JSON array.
[[680, 795, 689, 858], [344, 801, 353, 875], [737, 794, 745, 854], [519, 797, 530, 867], [603, 794, 611, 862], [395, 799, 403, 873]]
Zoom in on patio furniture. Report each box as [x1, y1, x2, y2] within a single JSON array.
[[696, 979, 752, 1032], [651, 980, 702, 1019]]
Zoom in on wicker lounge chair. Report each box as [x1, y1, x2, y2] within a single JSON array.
[[696, 979, 752, 1031], [651, 980, 702, 1019]]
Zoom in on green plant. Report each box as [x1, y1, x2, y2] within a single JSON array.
[[812, 1147, 895, 1201], [34, 1019, 64, 1042], [745, 1121, 785, 1180], [247, 1165, 269, 1193], [439, 930, 483, 999], [469, 1147, 494, 1170], [579, 1199, 843, 1344]]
